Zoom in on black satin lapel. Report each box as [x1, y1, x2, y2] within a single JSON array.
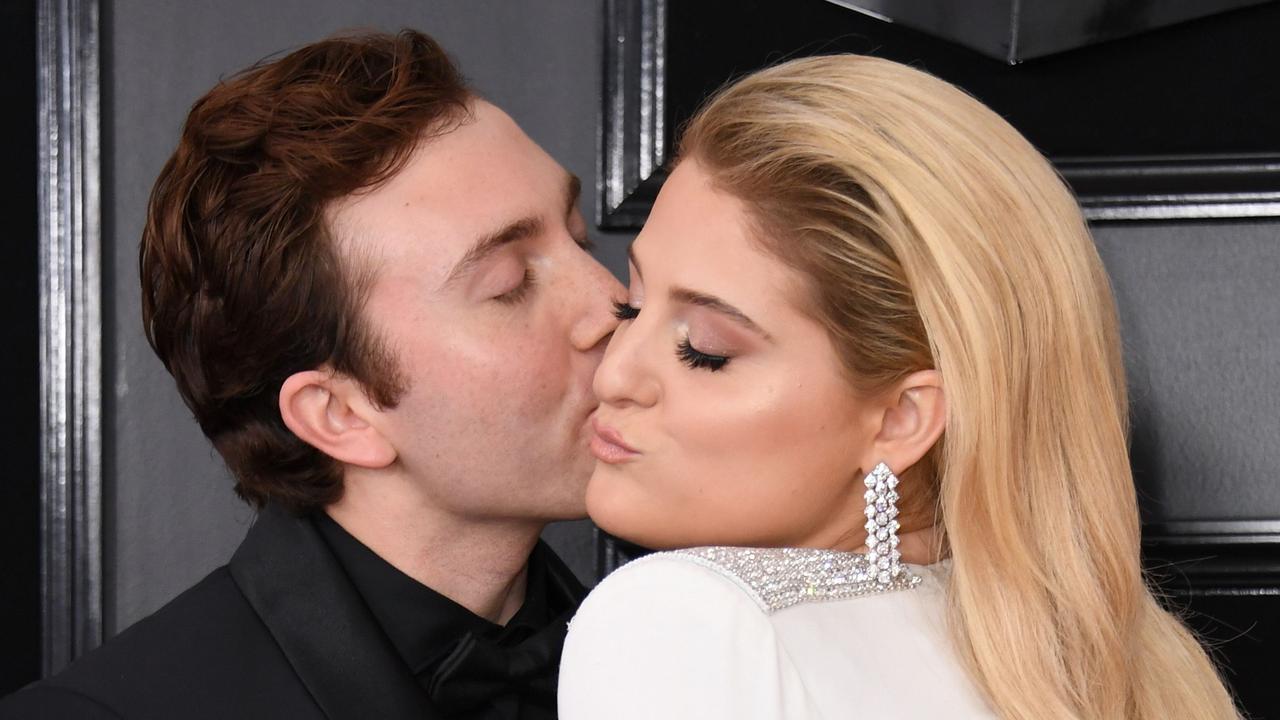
[[229, 503, 438, 720]]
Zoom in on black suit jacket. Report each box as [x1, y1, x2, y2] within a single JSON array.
[[0, 504, 540, 719]]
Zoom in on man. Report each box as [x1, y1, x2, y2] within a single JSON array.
[[0, 29, 621, 719]]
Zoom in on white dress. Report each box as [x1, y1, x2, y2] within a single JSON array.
[[558, 546, 997, 719]]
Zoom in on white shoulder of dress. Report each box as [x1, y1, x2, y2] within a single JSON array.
[[638, 545, 923, 614], [559, 548, 932, 719], [559, 549, 824, 719]]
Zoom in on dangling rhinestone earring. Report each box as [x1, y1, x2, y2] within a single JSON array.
[[863, 462, 903, 585]]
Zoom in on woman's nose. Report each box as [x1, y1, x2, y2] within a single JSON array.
[[592, 315, 661, 409]]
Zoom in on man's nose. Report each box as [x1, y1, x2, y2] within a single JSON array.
[[568, 253, 626, 354]]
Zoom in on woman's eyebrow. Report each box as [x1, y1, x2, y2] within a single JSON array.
[[670, 286, 773, 341]]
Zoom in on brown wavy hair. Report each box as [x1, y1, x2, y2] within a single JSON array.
[[140, 30, 471, 513]]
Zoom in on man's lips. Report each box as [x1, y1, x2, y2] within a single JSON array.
[[590, 417, 639, 464]]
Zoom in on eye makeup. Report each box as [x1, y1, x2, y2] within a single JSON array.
[[678, 312, 743, 372], [676, 338, 729, 371], [614, 298, 745, 373]]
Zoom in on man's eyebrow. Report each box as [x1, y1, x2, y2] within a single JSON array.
[[564, 172, 599, 252], [444, 216, 543, 288], [671, 286, 774, 341], [564, 173, 582, 219], [444, 173, 582, 289]]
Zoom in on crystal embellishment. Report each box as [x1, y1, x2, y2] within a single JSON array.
[[863, 461, 905, 585], [665, 545, 921, 614]]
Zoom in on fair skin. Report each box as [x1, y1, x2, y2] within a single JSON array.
[[588, 159, 945, 562], [278, 100, 624, 623]]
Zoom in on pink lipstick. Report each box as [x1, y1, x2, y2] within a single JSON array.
[[590, 418, 639, 464]]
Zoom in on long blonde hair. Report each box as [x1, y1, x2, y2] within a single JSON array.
[[679, 54, 1237, 720]]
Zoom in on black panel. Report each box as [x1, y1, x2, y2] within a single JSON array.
[[0, 0, 42, 696], [600, 0, 1280, 228], [1189, 594, 1280, 715], [823, 0, 1272, 62], [1154, 589, 1280, 714], [665, 0, 1280, 158]]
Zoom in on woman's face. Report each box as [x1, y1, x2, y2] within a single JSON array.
[[587, 159, 882, 550]]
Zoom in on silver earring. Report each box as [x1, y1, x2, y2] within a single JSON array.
[[863, 462, 902, 585]]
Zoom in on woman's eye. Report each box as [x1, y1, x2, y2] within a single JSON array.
[[494, 269, 535, 305], [677, 338, 730, 372], [612, 301, 640, 321]]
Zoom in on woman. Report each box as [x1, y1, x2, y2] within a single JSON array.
[[558, 55, 1238, 719]]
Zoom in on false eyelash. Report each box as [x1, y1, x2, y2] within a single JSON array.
[[613, 300, 640, 320], [677, 338, 729, 372], [494, 269, 535, 305]]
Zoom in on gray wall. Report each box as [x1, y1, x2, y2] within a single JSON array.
[[1094, 220, 1280, 523], [104, 0, 633, 635]]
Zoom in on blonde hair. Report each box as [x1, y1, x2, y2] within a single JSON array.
[[679, 54, 1237, 720]]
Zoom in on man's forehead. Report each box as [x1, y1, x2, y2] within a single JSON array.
[[325, 104, 574, 279]]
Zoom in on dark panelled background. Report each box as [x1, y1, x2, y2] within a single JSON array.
[[9, 0, 1275, 713], [0, 0, 42, 696]]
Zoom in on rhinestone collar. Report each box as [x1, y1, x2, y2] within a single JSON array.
[[657, 546, 922, 614]]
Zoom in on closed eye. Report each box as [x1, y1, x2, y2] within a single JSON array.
[[677, 338, 729, 371], [612, 300, 639, 321], [494, 268, 536, 305]]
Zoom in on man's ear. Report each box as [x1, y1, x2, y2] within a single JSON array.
[[278, 369, 397, 469], [864, 370, 946, 474]]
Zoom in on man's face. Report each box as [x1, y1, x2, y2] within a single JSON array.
[[328, 100, 623, 522]]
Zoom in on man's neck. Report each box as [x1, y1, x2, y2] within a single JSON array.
[[324, 482, 544, 625]]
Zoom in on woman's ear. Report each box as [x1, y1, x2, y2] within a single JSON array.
[[864, 369, 945, 474], [278, 369, 397, 469]]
